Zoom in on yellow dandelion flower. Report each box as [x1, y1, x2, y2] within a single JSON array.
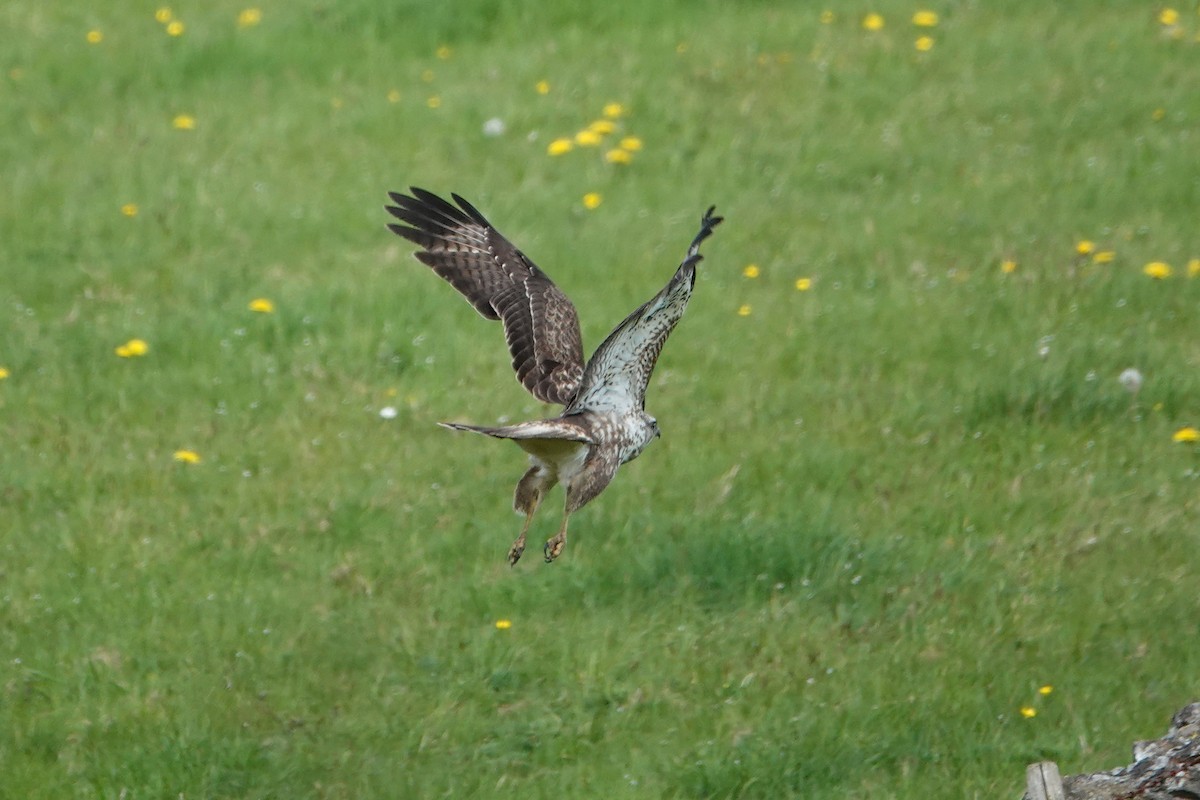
[[819, 10, 835, 24], [172, 114, 196, 130], [605, 148, 632, 165], [1001, 260, 1017, 274], [547, 138, 573, 156], [426, 95, 441, 109], [248, 298, 275, 313], [582, 192, 602, 210], [166, 20, 184, 36], [1039, 685, 1054, 695], [1020, 706, 1037, 719], [1092, 250, 1116, 264], [737, 304, 752, 317], [912, 10, 939, 27], [535, 80, 550, 95], [589, 119, 616, 135], [436, 44, 452, 60], [743, 264, 760, 279], [1172, 426, 1200, 444], [155, 7, 173, 23], [619, 136, 643, 152], [237, 8, 262, 28], [0, 367, 10, 380], [1152, 108, 1166, 121], [862, 13, 885, 31], [915, 36, 934, 51], [1159, 8, 1179, 25], [173, 449, 202, 464], [420, 69, 435, 83], [86, 30, 103, 44], [495, 619, 512, 630], [575, 129, 602, 147], [1187, 258, 1200, 277], [1075, 240, 1095, 256], [795, 277, 813, 291], [115, 339, 149, 358], [602, 102, 625, 119], [1143, 261, 1171, 279], [121, 203, 139, 217], [387, 88, 401, 103]]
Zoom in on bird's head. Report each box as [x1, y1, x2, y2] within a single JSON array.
[[644, 413, 661, 440], [623, 412, 660, 464]]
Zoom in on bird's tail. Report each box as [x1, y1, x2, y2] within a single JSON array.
[[438, 420, 593, 443]]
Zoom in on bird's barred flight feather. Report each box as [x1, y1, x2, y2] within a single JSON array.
[[567, 206, 721, 416], [386, 189, 585, 405]]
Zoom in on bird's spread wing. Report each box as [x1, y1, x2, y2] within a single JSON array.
[[386, 188, 585, 406], [567, 207, 723, 415]]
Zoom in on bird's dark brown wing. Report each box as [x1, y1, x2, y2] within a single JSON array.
[[567, 207, 722, 415], [386, 188, 585, 406]]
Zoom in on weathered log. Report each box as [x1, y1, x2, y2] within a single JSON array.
[[1024, 703, 1200, 800]]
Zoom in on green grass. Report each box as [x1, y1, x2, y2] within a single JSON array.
[[3, 1, 1199, 797]]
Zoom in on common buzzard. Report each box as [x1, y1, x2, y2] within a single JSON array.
[[386, 188, 722, 564]]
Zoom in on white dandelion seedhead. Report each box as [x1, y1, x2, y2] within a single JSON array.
[[482, 117, 506, 137], [1118, 367, 1144, 395], [379, 406, 398, 420]]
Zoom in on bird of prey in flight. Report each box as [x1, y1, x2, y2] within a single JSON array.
[[385, 188, 722, 565]]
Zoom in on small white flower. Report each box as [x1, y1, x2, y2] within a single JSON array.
[[1118, 367, 1143, 394], [379, 406, 398, 420], [482, 117, 506, 137]]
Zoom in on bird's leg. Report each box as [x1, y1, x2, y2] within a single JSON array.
[[511, 464, 553, 567], [543, 512, 570, 563], [542, 453, 611, 564], [508, 511, 534, 567]]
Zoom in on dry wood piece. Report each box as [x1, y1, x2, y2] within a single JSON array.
[[1027, 761, 1066, 800], [1023, 703, 1200, 800]]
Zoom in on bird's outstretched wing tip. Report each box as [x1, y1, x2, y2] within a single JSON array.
[[685, 205, 723, 259], [450, 192, 488, 225]]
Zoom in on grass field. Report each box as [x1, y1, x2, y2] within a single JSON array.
[[3, 1, 1199, 797]]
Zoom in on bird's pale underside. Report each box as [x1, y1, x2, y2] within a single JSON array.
[[386, 188, 722, 564]]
